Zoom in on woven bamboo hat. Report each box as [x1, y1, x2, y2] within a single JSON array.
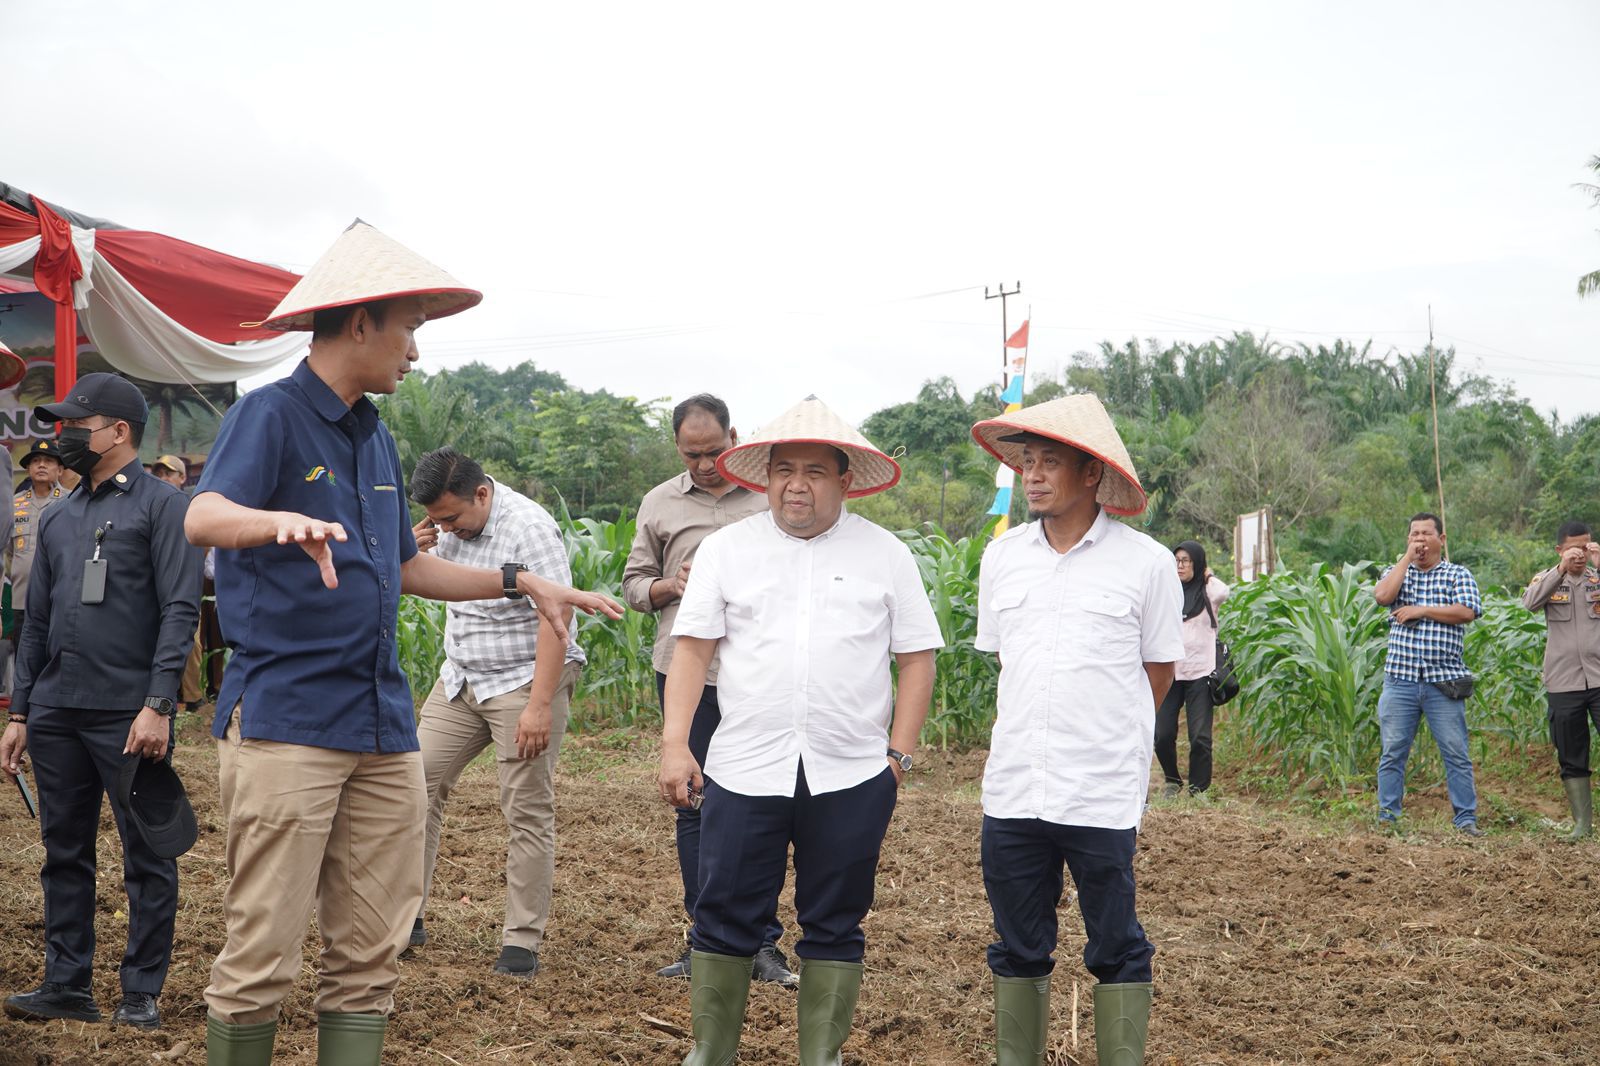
[[971, 393, 1147, 515], [717, 395, 901, 498], [249, 220, 482, 331]]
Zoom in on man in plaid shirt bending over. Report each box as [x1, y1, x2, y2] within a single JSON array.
[[1372, 512, 1484, 836], [407, 446, 586, 976]]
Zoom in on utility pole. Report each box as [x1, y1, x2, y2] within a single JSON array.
[[1426, 304, 1448, 558], [985, 281, 1022, 385]]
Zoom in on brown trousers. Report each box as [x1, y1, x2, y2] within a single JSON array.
[[204, 710, 424, 1023], [417, 662, 579, 952]]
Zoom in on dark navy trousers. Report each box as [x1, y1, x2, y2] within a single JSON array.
[[981, 815, 1153, 984], [656, 672, 781, 946], [28, 704, 178, 995], [691, 759, 897, 963]]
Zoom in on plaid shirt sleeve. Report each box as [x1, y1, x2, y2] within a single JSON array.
[[1451, 565, 1483, 618]]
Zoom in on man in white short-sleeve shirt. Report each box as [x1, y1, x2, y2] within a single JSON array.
[[970, 394, 1184, 1066], [656, 396, 941, 1066]]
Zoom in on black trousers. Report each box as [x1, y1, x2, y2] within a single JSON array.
[[28, 704, 178, 995], [1154, 676, 1214, 792], [1548, 688, 1600, 779], [691, 759, 896, 963], [981, 816, 1154, 983], [655, 672, 781, 946]]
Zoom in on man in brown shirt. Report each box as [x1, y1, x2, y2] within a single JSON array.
[[1522, 520, 1600, 840], [622, 393, 794, 987]]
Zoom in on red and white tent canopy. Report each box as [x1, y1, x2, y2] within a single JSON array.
[[0, 182, 306, 399]]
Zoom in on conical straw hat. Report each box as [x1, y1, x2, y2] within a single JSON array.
[[971, 393, 1147, 515], [717, 395, 901, 498], [248, 220, 481, 331]]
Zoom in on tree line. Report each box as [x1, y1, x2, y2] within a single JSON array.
[[378, 333, 1594, 593]]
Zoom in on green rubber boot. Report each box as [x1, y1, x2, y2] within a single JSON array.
[[316, 1012, 388, 1066], [993, 975, 1050, 1065], [205, 1016, 277, 1066], [1092, 982, 1152, 1066], [1564, 776, 1593, 841], [684, 951, 754, 1066], [797, 959, 863, 1066]]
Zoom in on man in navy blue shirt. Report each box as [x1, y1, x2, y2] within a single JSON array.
[[185, 222, 621, 1066], [1, 373, 203, 1032]]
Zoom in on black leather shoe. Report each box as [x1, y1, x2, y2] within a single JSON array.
[[493, 945, 539, 978], [752, 942, 798, 988], [409, 919, 427, 948], [655, 947, 692, 979], [4, 982, 102, 1022], [1458, 823, 1486, 838], [111, 992, 160, 1030]]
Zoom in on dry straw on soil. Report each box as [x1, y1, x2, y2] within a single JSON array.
[[1, 718, 1597, 1064]]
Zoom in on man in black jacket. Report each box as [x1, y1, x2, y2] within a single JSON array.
[[0, 373, 203, 1031]]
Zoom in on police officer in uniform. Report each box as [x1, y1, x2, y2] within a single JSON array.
[[1523, 520, 1600, 840], [0, 374, 203, 1030], [6, 438, 67, 650]]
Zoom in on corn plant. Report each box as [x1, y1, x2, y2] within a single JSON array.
[[558, 506, 660, 727], [397, 594, 447, 708], [1223, 563, 1391, 784], [898, 521, 1000, 747]]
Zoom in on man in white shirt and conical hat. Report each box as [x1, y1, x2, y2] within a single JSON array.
[[187, 221, 621, 1066], [657, 395, 943, 1066], [970, 394, 1185, 1066]]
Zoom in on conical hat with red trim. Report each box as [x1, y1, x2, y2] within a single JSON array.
[[248, 220, 481, 331], [717, 395, 901, 498], [971, 393, 1147, 516]]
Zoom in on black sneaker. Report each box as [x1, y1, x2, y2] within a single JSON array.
[[655, 947, 692, 979], [409, 919, 427, 948], [111, 992, 160, 1030], [493, 945, 539, 978], [1458, 823, 1486, 838], [4, 982, 102, 1023], [751, 942, 798, 989]]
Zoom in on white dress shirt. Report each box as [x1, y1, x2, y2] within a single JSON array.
[[976, 510, 1184, 830], [672, 509, 943, 797], [433, 478, 585, 701]]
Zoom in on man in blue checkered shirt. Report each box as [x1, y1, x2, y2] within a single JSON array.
[[1373, 512, 1483, 836]]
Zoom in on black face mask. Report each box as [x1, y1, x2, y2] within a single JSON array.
[[54, 426, 104, 477]]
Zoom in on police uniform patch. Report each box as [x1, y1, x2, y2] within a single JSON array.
[[1551, 592, 1571, 604]]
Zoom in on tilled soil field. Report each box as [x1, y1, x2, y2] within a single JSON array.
[[1, 716, 1595, 1065]]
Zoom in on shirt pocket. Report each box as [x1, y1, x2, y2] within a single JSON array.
[[824, 576, 892, 641], [1069, 590, 1141, 651]]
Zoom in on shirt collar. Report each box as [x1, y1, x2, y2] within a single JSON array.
[[80, 457, 147, 499], [478, 477, 504, 542], [291, 358, 377, 425], [675, 471, 751, 501], [765, 506, 849, 544], [1029, 507, 1111, 554]]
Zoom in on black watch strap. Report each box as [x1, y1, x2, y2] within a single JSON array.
[[887, 747, 912, 772], [143, 697, 175, 717], [503, 563, 529, 599]]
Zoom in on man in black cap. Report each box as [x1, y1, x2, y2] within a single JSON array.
[[0, 373, 204, 1031], [6, 438, 67, 661]]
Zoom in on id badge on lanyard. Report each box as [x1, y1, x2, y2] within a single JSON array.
[[82, 522, 111, 605]]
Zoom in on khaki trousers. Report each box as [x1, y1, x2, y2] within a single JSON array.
[[204, 710, 425, 1024], [418, 661, 579, 952]]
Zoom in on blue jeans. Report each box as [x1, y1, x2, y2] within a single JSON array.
[[1376, 678, 1478, 827]]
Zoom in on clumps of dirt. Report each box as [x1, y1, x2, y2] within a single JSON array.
[[1, 727, 1596, 1064]]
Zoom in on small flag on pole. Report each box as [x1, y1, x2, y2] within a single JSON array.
[[987, 319, 1029, 536]]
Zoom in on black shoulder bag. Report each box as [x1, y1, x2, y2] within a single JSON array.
[[1203, 598, 1241, 705]]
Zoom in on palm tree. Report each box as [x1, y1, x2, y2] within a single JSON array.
[[1578, 154, 1600, 298]]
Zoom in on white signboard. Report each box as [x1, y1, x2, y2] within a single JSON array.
[[1234, 507, 1274, 582]]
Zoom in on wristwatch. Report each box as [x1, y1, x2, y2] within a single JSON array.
[[143, 697, 175, 718], [502, 563, 530, 599], [887, 747, 913, 773]]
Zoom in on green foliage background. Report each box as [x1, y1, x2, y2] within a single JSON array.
[[384, 343, 1565, 786]]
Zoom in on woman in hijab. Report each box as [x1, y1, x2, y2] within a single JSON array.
[[1154, 540, 1231, 796]]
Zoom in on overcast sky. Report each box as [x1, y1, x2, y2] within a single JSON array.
[[9, 1, 1599, 429]]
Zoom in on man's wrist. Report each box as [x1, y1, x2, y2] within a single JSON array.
[[143, 697, 176, 717]]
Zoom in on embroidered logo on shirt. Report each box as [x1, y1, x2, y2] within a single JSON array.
[[304, 465, 337, 485]]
